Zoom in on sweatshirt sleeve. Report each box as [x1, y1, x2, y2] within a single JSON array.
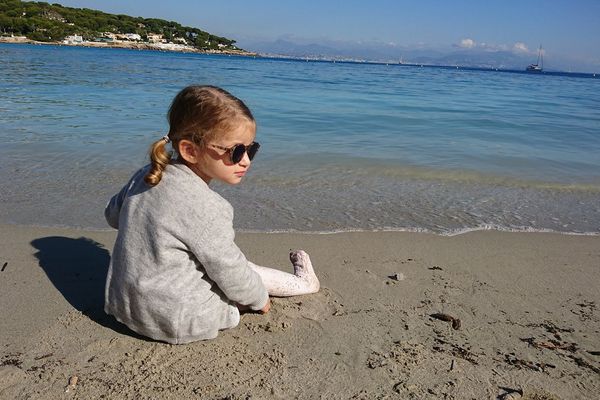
[[105, 188, 126, 229], [187, 212, 269, 311], [105, 167, 148, 229]]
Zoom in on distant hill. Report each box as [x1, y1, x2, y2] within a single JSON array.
[[239, 37, 600, 72], [0, 0, 241, 51], [243, 38, 539, 69]]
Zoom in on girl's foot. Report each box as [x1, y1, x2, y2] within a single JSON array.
[[290, 250, 320, 293]]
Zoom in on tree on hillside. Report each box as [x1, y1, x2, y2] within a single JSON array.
[[0, 0, 241, 50]]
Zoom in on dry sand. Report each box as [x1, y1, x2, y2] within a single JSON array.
[[0, 223, 599, 399]]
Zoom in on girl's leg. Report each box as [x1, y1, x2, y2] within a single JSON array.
[[248, 250, 320, 297]]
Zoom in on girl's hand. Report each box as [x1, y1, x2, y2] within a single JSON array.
[[260, 298, 271, 314]]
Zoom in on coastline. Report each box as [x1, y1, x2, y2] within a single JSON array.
[[3, 36, 598, 79], [0, 35, 258, 56], [1, 223, 598, 399]]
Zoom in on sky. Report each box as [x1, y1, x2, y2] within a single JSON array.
[[53, 0, 600, 71]]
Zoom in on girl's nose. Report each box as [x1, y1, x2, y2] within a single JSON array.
[[238, 151, 251, 166]]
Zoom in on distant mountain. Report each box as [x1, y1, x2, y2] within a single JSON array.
[[250, 39, 338, 57], [238, 37, 597, 72], [240, 37, 535, 68], [410, 50, 535, 70], [243, 38, 427, 61]]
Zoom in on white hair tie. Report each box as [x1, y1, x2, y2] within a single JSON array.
[[163, 135, 170, 143]]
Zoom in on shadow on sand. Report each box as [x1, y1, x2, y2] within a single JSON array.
[[30, 236, 145, 340]]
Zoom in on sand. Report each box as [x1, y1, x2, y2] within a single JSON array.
[[0, 223, 599, 399]]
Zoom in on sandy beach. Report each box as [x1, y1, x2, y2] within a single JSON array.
[[0, 224, 598, 399]]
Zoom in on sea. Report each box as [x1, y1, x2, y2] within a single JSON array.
[[1, 43, 599, 235]]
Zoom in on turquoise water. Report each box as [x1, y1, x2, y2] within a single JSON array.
[[1, 43, 599, 234]]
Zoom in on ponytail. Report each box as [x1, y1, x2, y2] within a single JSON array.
[[144, 137, 172, 186]]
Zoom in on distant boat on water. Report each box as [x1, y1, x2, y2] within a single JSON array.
[[526, 45, 544, 72]]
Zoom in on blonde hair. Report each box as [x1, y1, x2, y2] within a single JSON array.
[[144, 85, 255, 186]]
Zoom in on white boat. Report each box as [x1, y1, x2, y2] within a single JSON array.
[[526, 45, 543, 72]]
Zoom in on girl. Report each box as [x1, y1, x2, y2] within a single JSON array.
[[104, 85, 319, 344]]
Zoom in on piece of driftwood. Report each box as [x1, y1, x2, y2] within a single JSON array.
[[430, 313, 461, 330], [520, 337, 578, 352], [504, 353, 555, 373]]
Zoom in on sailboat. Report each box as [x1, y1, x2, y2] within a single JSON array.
[[526, 45, 543, 72]]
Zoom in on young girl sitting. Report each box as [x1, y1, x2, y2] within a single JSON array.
[[104, 85, 319, 344]]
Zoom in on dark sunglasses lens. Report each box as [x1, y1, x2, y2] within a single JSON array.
[[248, 142, 260, 160], [230, 143, 260, 163], [231, 145, 246, 164]]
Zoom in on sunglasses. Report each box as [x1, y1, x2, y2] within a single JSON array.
[[211, 142, 260, 164]]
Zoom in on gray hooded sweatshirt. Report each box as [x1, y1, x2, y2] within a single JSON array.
[[104, 160, 269, 344]]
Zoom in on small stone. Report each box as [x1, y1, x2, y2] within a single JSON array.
[[452, 318, 461, 330], [499, 388, 523, 399], [503, 394, 522, 400], [389, 273, 405, 281], [392, 382, 404, 393], [64, 375, 78, 393], [367, 358, 389, 369]]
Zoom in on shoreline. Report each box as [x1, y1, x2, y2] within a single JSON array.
[[1, 220, 598, 238], [0, 36, 258, 57], [1, 223, 599, 398], [3, 37, 599, 78]]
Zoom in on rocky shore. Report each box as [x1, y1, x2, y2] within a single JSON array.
[[0, 35, 257, 56]]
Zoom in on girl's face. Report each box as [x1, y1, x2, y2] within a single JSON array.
[[187, 121, 257, 185]]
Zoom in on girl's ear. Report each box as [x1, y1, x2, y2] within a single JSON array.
[[178, 139, 199, 164]]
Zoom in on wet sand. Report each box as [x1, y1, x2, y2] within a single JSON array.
[[0, 224, 599, 399]]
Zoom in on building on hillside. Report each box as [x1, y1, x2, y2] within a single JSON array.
[[63, 35, 83, 44], [124, 33, 142, 41], [94, 36, 115, 43], [115, 33, 141, 41], [43, 10, 67, 23], [147, 33, 167, 43], [173, 37, 188, 45]]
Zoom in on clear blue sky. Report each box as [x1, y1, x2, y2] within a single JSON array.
[[55, 0, 600, 67]]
